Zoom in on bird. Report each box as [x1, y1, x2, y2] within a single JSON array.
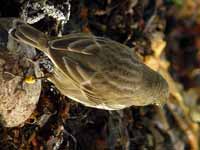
[[9, 19, 169, 110]]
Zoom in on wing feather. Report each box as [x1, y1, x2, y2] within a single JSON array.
[[49, 33, 144, 106]]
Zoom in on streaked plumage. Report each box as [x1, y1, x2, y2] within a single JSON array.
[[9, 20, 169, 110]]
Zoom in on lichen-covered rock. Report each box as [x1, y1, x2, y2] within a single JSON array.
[[0, 74, 41, 127], [0, 26, 42, 127]]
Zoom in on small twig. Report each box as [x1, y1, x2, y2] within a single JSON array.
[[167, 102, 199, 150]]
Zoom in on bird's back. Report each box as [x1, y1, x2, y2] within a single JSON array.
[[48, 33, 152, 109]]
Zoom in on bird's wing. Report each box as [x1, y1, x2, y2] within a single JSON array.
[[50, 33, 141, 61], [49, 33, 144, 106], [49, 33, 117, 105], [49, 33, 111, 83], [61, 53, 105, 105], [50, 33, 105, 54]]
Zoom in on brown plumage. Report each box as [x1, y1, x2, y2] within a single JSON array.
[[9, 20, 169, 110]]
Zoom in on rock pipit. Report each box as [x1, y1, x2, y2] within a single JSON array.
[[9, 20, 169, 110]]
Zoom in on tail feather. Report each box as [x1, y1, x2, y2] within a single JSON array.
[[9, 19, 49, 54]]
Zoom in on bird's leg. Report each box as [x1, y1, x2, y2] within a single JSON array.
[[12, 56, 50, 91], [24, 55, 49, 66], [23, 72, 53, 84], [22, 55, 53, 83]]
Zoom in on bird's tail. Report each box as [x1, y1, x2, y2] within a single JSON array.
[[9, 19, 49, 54]]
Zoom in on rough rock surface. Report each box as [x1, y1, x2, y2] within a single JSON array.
[[0, 29, 42, 127]]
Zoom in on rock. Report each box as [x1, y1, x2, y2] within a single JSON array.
[[0, 25, 42, 127]]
